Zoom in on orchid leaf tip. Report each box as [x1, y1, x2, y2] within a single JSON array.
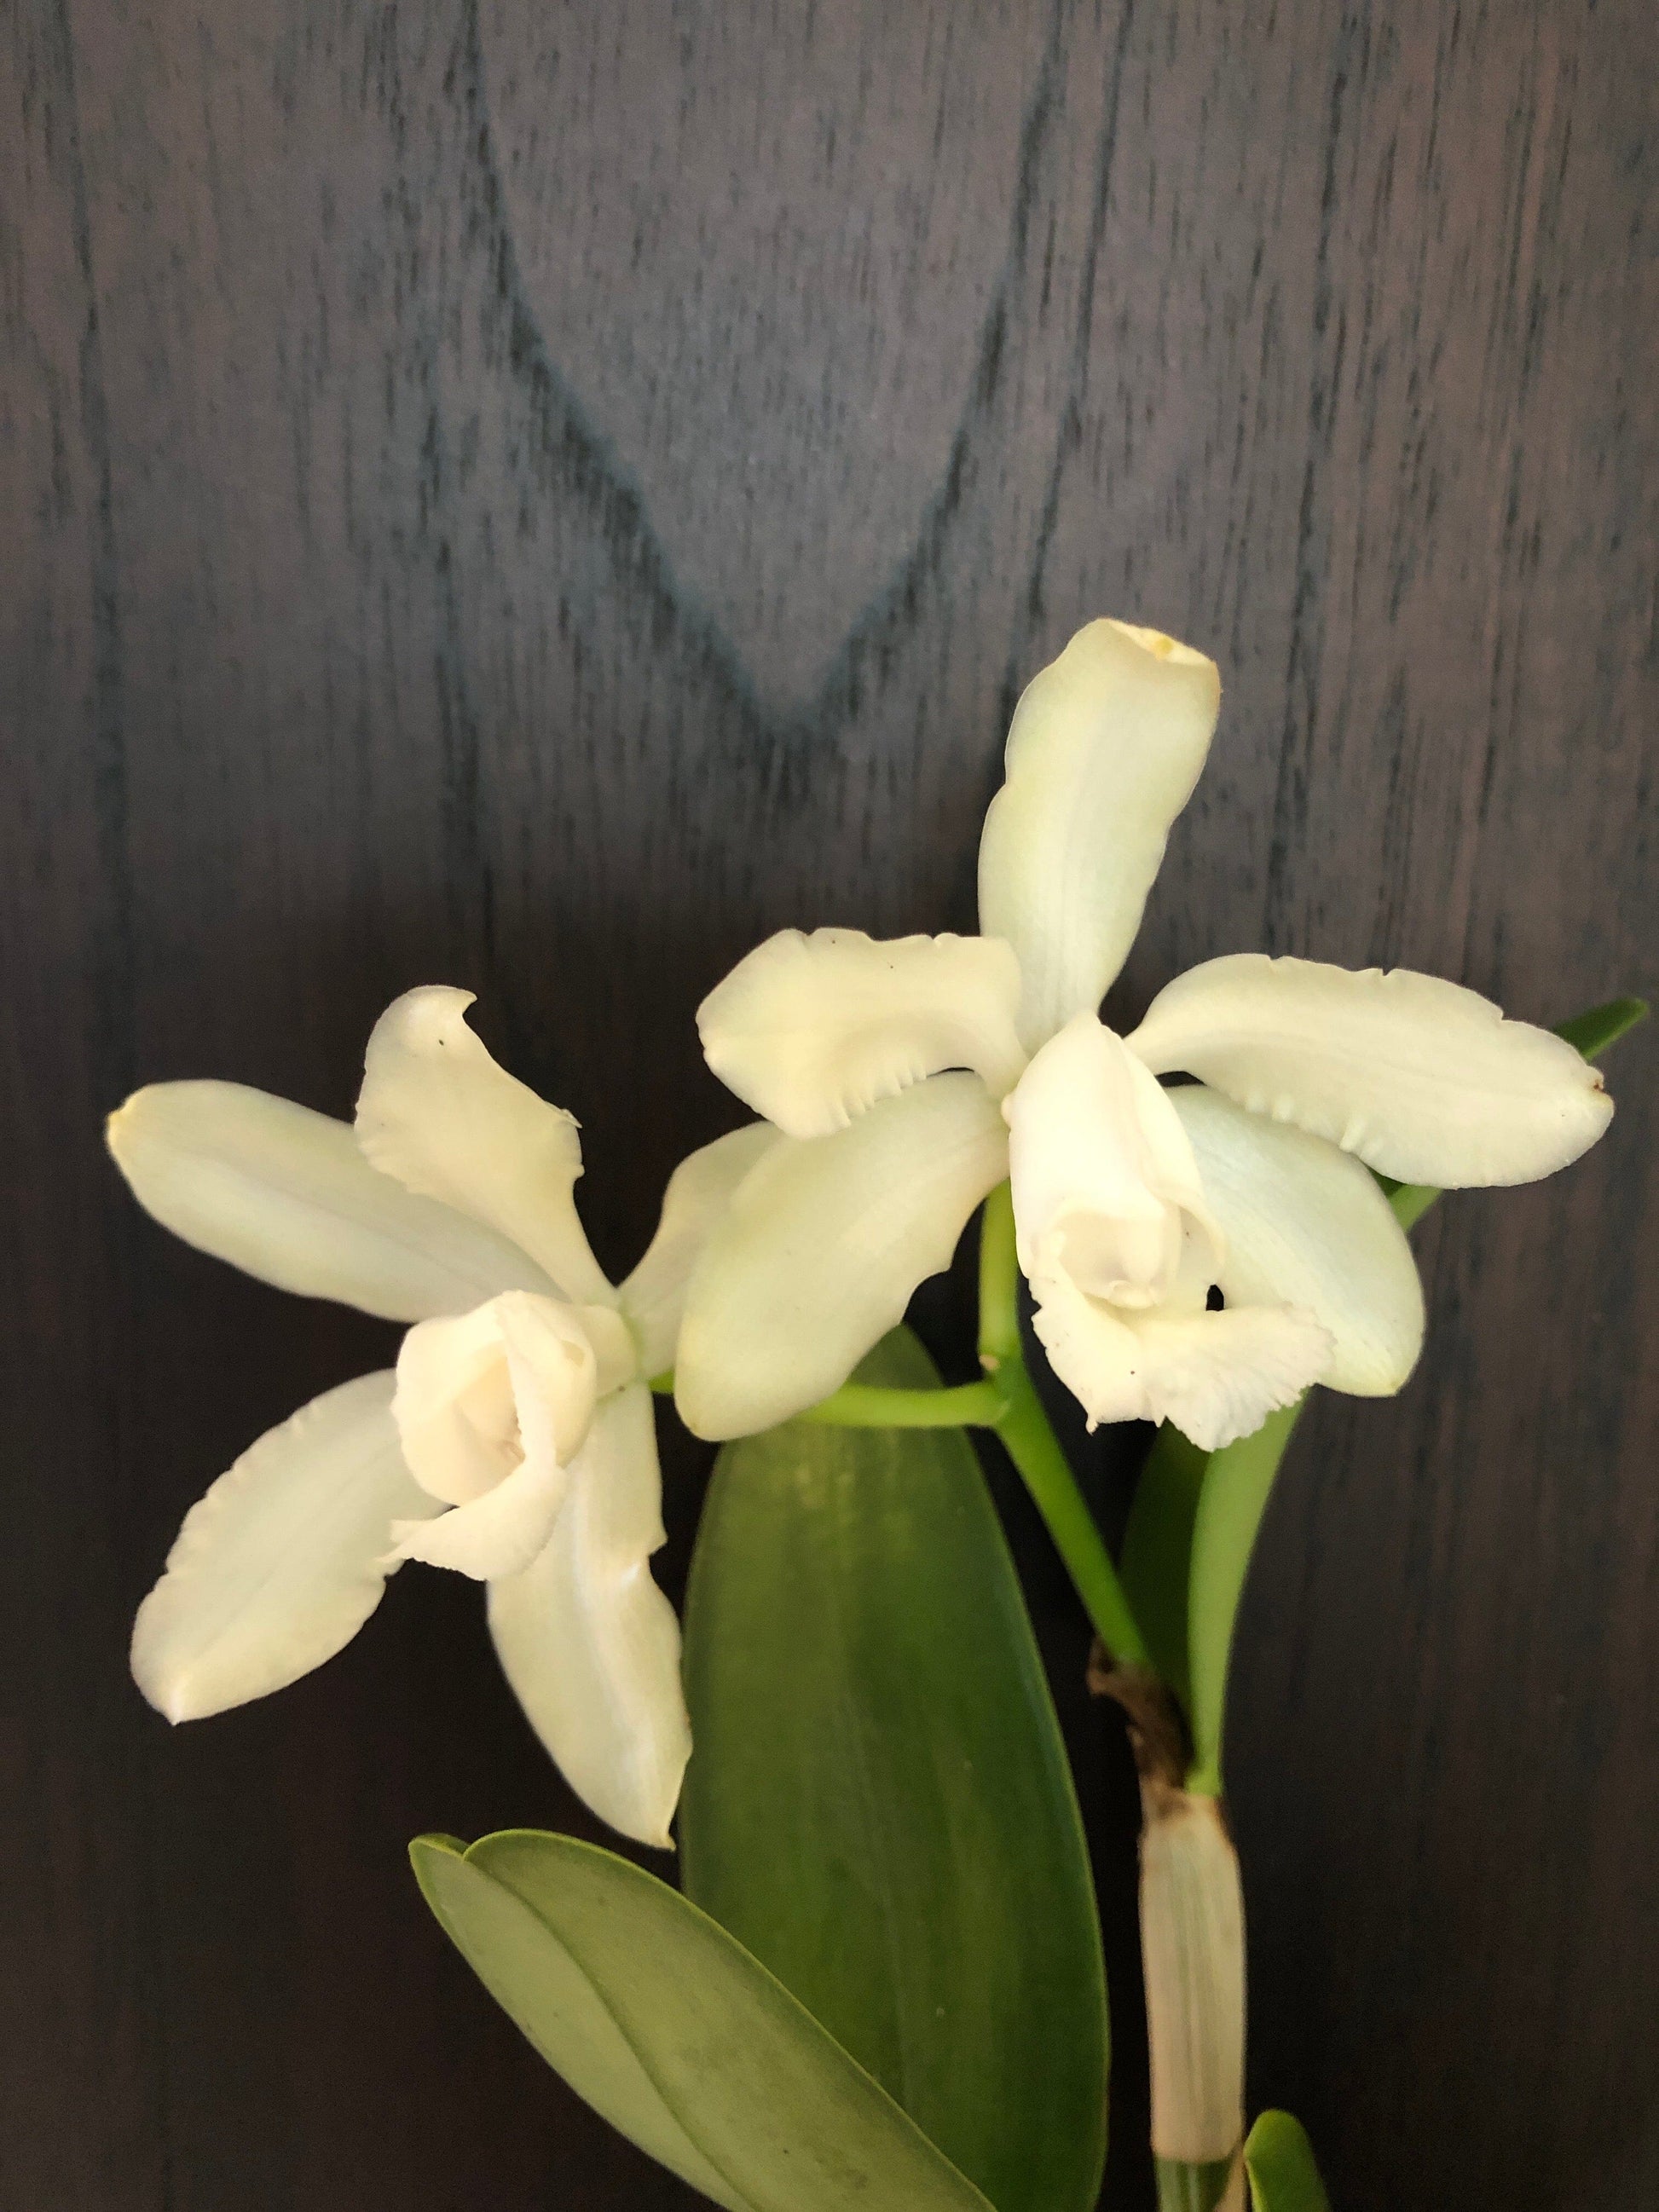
[[1556, 994, 1649, 1063]]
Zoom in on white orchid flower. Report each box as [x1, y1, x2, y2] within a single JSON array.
[[108, 985, 774, 1847], [678, 619, 1611, 1450]]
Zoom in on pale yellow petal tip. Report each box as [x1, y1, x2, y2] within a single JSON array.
[[104, 1089, 149, 1158], [670, 1379, 739, 1445], [1104, 619, 1215, 671], [132, 1660, 199, 1726], [1338, 1325, 1424, 1403], [371, 983, 479, 1042], [132, 1597, 213, 1722]]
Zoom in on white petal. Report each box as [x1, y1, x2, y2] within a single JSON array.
[[1029, 1270, 1330, 1451], [356, 988, 613, 1302], [1171, 1085, 1425, 1396], [488, 1386, 691, 1848], [107, 1081, 558, 1322], [390, 1452, 569, 1580], [978, 621, 1222, 1050], [697, 928, 1028, 1135], [1128, 955, 1614, 1188], [130, 1372, 440, 1721], [1006, 1014, 1211, 1301], [674, 1074, 1009, 1439], [617, 1123, 783, 1379]]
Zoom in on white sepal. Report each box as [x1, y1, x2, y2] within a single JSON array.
[[697, 927, 1028, 1135], [130, 1371, 440, 1721], [107, 1080, 555, 1322], [1129, 955, 1613, 1188], [674, 1073, 1009, 1439], [618, 1123, 782, 1379], [356, 987, 613, 1302], [1171, 1085, 1425, 1396], [488, 1386, 691, 1849], [979, 621, 1222, 1051]]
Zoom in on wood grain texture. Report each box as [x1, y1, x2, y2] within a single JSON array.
[[3, 1, 1655, 2205]]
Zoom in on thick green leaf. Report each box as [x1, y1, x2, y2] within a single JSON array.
[[1244, 2111, 1332, 2211], [1551, 993, 1648, 1062], [1383, 1176, 1441, 1233], [679, 1328, 1107, 2212], [411, 1829, 994, 2212]]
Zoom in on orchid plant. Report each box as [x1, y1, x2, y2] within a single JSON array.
[[108, 620, 1642, 2212]]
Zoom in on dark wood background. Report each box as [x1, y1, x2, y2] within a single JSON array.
[[4, 2, 1656, 2206]]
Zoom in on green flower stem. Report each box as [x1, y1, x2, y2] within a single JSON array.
[[1154, 2157, 1238, 2212], [707, 1179, 1155, 1667], [977, 1181, 1155, 1670], [650, 1372, 1008, 1427], [977, 1180, 1023, 1370], [797, 1379, 1009, 1429], [795, 1357, 1156, 1670], [991, 1361, 1153, 1669]]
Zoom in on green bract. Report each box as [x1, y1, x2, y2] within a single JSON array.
[[680, 1329, 1109, 2212]]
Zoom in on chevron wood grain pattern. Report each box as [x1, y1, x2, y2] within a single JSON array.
[[3, 3, 1655, 2205]]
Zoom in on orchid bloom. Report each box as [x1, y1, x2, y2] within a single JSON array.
[[108, 985, 773, 1846], [677, 620, 1612, 1450]]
